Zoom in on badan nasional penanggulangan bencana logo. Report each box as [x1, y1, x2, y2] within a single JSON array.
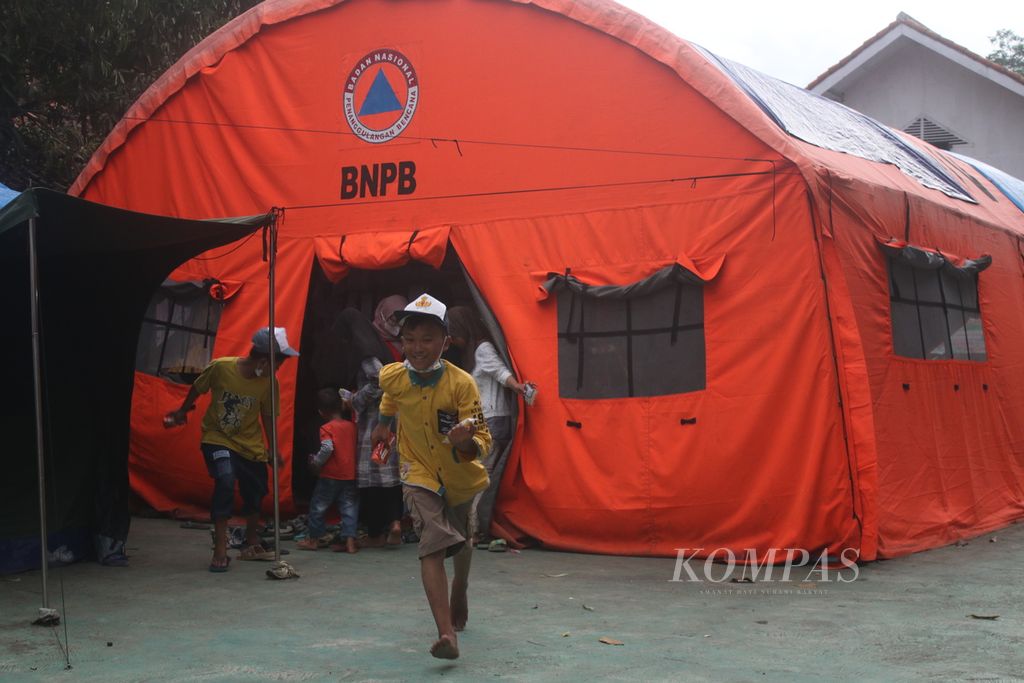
[[343, 48, 419, 144]]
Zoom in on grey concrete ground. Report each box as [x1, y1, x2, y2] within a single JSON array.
[[2, 517, 1023, 682]]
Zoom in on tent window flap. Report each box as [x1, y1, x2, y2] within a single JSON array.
[[136, 278, 228, 383], [548, 263, 708, 399], [882, 241, 990, 362]]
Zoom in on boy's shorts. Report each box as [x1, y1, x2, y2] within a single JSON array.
[[403, 486, 473, 559], [201, 444, 268, 520]]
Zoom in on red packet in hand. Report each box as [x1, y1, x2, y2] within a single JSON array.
[[372, 434, 395, 464]]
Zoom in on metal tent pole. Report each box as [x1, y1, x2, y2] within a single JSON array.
[[267, 219, 281, 562], [28, 217, 58, 624]]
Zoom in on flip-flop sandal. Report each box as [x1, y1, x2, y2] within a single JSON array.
[[238, 544, 275, 561], [487, 539, 509, 552], [208, 556, 231, 572]]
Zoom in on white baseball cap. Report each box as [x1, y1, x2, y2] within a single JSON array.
[[251, 326, 300, 357], [393, 293, 448, 331]]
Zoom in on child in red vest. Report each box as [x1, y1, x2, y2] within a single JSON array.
[[297, 388, 359, 553]]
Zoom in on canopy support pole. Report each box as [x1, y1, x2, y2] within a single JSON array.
[[29, 216, 59, 625], [267, 217, 282, 563]]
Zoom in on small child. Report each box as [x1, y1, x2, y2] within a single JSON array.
[[297, 388, 359, 553]]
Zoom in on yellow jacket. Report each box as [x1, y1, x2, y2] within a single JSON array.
[[379, 361, 490, 505]]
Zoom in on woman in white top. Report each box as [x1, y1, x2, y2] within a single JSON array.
[[447, 306, 531, 550]]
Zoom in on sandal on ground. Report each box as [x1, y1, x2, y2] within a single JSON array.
[[487, 538, 508, 552], [208, 556, 231, 572], [238, 544, 275, 561], [296, 538, 319, 551]]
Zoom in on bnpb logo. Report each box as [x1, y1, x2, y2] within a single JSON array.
[[343, 49, 419, 144]]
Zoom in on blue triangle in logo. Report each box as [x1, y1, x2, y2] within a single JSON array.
[[358, 68, 404, 116]]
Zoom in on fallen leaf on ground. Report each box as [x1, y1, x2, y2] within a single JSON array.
[[543, 572, 569, 578], [562, 631, 571, 637], [582, 604, 594, 611], [989, 537, 997, 543], [969, 614, 999, 620], [599, 637, 624, 646], [532, 604, 539, 609], [955, 540, 969, 547]]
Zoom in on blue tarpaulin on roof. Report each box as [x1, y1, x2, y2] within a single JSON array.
[[952, 153, 1024, 215], [700, 47, 973, 203], [0, 183, 18, 209]]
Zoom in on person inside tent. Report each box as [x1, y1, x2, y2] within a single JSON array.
[[446, 306, 534, 552], [164, 326, 298, 572], [371, 294, 491, 660], [340, 300, 407, 548], [298, 388, 359, 554], [371, 294, 407, 362]]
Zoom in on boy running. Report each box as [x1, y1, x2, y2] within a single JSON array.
[[371, 294, 491, 659], [164, 326, 298, 572]]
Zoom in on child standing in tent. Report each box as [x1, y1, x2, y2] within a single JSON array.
[[297, 388, 359, 553], [371, 294, 491, 660], [164, 326, 298, 572], [447, 306, 534, 551], [359, 296, 407, 547], [353, 355, 405, 547]]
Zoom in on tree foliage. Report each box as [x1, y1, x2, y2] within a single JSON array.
[[988, 29, 1024, 76], [0, 0, 260, 191]]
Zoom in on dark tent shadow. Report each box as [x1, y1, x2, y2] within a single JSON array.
[[0, 189, 272, 575]]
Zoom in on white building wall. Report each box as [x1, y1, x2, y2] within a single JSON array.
[[831, 41, 1024, 179]]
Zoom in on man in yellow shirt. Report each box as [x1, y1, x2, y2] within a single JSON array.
[[371, 294, 491, 660], [165, 326, 298, 572]]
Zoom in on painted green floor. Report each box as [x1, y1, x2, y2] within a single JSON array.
[[2, 517, 1023, 681]]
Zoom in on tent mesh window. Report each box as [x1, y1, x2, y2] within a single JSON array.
[[556, 283, 705, 398], [887, 257, 987, 361], [136, 279, 225, 383]]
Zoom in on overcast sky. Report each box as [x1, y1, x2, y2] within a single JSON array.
[[614, 0, 1022, 87]]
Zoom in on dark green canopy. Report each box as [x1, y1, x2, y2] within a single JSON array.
[[0, 189, 271, 572]]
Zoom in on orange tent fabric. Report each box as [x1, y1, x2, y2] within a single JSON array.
[[74, 0, 1024, 559]]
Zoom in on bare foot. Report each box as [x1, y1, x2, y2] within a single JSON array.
[[450, 580, 468, 632], [430, 633, 459, 659], [346, 536, 359, 554], [386, 522, 402, 546]]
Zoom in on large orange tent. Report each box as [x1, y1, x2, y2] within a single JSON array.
[[73, 0, 1024, 560]]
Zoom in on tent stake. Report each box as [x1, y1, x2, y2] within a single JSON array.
[[28, 217, 59, 625]]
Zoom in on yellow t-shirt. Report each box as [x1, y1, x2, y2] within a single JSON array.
[[379, 361, 491, 506], [192, 357, 277, 462]]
